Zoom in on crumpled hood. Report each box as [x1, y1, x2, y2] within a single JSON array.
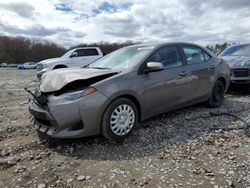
[[220, 56, 250, 68], [40, 68, 117, 93]]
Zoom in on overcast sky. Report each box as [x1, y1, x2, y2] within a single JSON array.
[[0, 0, 250, 47]]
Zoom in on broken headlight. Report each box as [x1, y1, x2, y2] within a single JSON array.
[[61, 87, 97, 101]]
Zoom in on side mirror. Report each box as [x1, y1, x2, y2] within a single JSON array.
[[144, 62, 164, 74], [70, 52, 77, 58]]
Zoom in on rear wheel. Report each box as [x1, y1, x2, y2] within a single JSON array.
[[101, 98, 138, 142], [207, 80, 225, 108]]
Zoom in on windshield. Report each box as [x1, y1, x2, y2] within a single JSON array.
[[61, 49, 74, 58], [220, 44, 250, 57], [89, 46, 154, 70]]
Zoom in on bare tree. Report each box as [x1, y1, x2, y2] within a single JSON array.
[[0, 35, 66, 64]]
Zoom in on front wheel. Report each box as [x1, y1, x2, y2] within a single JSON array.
[[101, 98, 138, 142], [207, 80, 225, 108]]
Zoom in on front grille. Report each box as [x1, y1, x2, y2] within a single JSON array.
[[35, 118, 52, 127], [36, 94, 48, 106], [29, 108, 46, 119], [233, 69, 249, 77]]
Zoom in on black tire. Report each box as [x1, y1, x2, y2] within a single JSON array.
[[101, 98, 138, 142], [207, 80, 225, 108]]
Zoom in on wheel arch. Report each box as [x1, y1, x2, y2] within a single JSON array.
[[217, 76, 227, 92], [103, 93, 142, 122], [117, 94, 141, 121], [53, 64, 68, 69]]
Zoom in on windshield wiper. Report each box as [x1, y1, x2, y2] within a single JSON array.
[[89, 66, 111, 70]]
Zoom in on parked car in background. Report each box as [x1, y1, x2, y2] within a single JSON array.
[[17, 62, 37, 70], [9, 64, 18, 68], [219, 44, 250, 84], [28, 42, 230, 142], [1, 63, 7, 67], [36, 47, 103, 79]]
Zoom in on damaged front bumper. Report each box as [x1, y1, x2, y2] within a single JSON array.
[[28, 90, 110, 138], [29, 100, 58, 135]]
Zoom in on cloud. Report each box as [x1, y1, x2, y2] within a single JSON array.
[[0, 0, 249, 47], [0, 2, 35, 18], [212, 0, 250, 10], [94, 12, 139, 38], [0, 20, 69, 37]]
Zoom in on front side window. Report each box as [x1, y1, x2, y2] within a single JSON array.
[[75, 49, 84, 57], [183, 46, 206, 64], [61, 49, 74, 58], [147, 46, 183, 68]]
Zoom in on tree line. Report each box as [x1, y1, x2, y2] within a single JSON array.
[[0, 35, 230, 64], [0, 35, 135, 64], [0, 35, 66, 64], [206, 43, 229, 54]]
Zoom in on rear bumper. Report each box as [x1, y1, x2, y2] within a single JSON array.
[[28, 91, 110, 138]]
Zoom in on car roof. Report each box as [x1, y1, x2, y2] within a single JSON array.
[[74, 47, 100, 50], [129, 42, 203, 48]]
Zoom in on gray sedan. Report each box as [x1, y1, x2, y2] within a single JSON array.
[[219, 44, 250, 84], [28, 42, 230, 142]]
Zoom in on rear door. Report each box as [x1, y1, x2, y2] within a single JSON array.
[[180, 45, 215, 99], [142, 45, 195, 116], [70, 48, 102, 67]]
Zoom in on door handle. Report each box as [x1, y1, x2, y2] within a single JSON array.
[[209, 65, 215, 69], [179, 71, 189, 76]]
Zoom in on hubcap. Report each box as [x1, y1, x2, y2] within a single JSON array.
[[110, 104, 135, 136]]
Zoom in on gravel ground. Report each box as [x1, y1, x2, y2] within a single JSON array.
[[0, 68, 250, 188]]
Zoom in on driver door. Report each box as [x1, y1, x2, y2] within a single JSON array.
[[142, 45, 194, 117]]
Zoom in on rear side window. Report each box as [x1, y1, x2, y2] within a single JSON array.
[[84, 49, 99, 56], [75, 49, 99, 57], [147, 46, 183, 68], [183, 46, 206, 64]]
